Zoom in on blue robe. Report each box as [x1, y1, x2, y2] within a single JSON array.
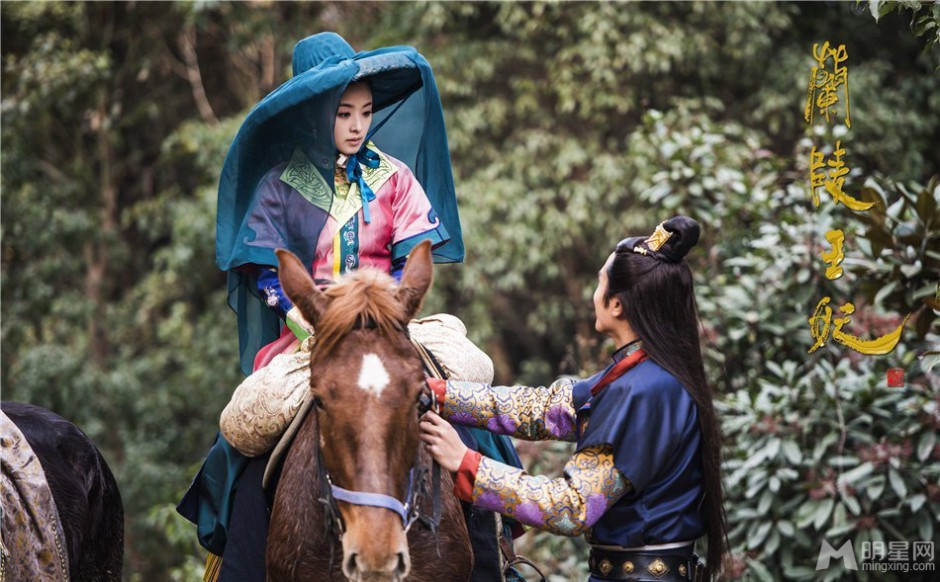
[[572, 354, 706, 547]]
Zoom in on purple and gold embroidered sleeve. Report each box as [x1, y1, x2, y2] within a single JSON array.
[[471, 445, 630, 537], [443, 378, 578, 442]]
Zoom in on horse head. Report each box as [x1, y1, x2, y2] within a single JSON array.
[[276, 240, 433, 581]]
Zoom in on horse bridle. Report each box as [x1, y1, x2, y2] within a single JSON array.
[[315, 391, 440, 535], [314, 317, 443, 559]]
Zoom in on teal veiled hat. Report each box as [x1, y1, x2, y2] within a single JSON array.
[[290, 32, 425, 110], [217, 32, 464, 375], [291, 32, 355, 74]]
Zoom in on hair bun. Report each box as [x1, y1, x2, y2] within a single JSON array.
[[613, 215, 701, 263], [659, 215, 700, 262]]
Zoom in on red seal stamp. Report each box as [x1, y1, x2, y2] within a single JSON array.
[[886, 368, 905, 387]]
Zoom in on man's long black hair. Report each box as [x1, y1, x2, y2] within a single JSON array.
[[605, 216, 728, 579]]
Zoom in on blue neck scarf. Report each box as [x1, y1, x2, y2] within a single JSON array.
[[344, 146, 382, 224]]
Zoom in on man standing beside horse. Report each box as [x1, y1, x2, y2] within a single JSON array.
[[421, 217, 730, 582]]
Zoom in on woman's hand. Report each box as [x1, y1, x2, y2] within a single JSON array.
[[419, 411, 468, 473], [286, 306, 315, 334]]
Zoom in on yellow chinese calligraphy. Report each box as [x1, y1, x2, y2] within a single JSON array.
[[808, 297, 910, 355], [821, 229, 845, 279], [804, 41, 851, 128], [809, 141, 875, 211], [808, 297, 835, 353]]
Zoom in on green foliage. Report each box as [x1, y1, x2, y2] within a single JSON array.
[[867, 0, 940, 58], [854, 177, 940, 345], [626, 83, 939, 580], [389, 1, 940, 385], [1, 1, 937, 579], [621, 99, 814, 396], [145, 503, 207, 582], [722, 353, 939, 581]]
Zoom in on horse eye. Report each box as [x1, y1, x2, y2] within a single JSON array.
[[313, 396, 325, 410]]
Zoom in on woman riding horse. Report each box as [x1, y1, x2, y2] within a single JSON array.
[[178, 32, 522, 581]]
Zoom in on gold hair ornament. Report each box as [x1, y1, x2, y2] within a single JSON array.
[[644, 222, 673, 252]]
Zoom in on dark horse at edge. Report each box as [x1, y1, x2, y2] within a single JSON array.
[[3, 401, 124, 581]]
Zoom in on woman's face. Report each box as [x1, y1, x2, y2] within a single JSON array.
[[333, 82, 373, 155]]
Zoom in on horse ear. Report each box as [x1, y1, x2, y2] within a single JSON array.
[[397, 240, 434, 322], [276, 249, 330, 326]]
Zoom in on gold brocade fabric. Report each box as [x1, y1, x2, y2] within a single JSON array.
[[278, 143, 398, 226], [473, 445, 630, 537], [220, 345, 312, 458], [330, 164, 362, 228], [443, 377, 579, 441], [279, 148, 333, 212], [0, 410, 70, 582], [220, 314, 494, 457]]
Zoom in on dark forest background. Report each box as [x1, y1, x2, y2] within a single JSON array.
[[2, 2, 938, 580]]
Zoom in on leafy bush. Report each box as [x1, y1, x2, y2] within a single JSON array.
[[629, 96, 939, 579], [722, 352, 938, 581]]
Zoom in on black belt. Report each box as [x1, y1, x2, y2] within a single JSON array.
[[588, 546, 703, 581]]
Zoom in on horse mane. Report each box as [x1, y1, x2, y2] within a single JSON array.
[[312, 268, 406, 359]]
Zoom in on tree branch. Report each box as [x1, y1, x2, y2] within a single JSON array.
[[260, 34, 276, 92], [178, 26, 218, 125]]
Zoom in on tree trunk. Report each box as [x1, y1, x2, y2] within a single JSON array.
[[86, 93, 117, 367]]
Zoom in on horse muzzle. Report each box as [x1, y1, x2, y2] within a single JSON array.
[[341, 514, 410, 582]]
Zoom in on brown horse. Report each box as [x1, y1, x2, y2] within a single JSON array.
[[266, 240, 472, 582]]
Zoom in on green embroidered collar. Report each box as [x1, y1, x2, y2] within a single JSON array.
[[279, 149, 333, 212], [279, 143, 398, 217]]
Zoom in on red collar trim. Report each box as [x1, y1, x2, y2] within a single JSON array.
[[591, 349, 648, 396]]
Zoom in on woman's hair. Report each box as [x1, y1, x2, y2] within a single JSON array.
[[605, 216, 728, 580], [343, 78, 374, 96]]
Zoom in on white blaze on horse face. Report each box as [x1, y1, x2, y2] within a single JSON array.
[[357, 353, 390, 398]]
